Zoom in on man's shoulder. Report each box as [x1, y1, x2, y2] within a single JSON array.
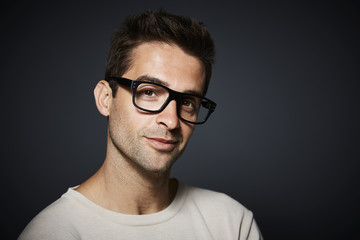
[[182, 183, 262, 239], [186, 184, 249, 209], [29, 188, 78, 220], [19, 188, 79, 240], [184, 183, 253, 219]]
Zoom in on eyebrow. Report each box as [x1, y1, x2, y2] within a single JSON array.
[[135, 75, 203, 97], [135, 75, 169, 87]]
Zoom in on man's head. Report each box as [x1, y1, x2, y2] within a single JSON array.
[[95, 10, 215, 175], [104, 9, 215, 96]]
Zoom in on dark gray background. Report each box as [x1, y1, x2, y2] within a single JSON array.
[[1, 0, 359, 239]]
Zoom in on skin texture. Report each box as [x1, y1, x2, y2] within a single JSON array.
[[76, 42, 205, 215]]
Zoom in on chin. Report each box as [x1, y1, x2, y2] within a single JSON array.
[[138, 167, 171, 178], [141, 159, 176, 176]]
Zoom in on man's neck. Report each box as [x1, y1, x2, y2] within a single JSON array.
[[75, 155, 178, 215]]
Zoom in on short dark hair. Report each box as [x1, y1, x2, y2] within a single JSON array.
[[104, 9, 215, 96]]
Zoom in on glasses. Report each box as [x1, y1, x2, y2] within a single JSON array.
[[108, 77, 216, 124]]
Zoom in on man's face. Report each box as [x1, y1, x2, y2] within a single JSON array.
[[107, 42, 205, 174]]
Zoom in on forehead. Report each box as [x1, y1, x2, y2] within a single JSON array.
[[124, 42, 205, 95]]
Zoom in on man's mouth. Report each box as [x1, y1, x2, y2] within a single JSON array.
[[145, 137, 179, 151]]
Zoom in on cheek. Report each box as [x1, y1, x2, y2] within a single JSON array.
[[181, 124, 195, 142], [108, 107, 125, 138], [109, 101, 133, 134], [110, 101, 149, 133]]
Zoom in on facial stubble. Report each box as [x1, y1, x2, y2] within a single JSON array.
[[108, 118, 187, 176]]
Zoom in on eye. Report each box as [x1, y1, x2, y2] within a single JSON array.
[[137, 87, 159, 98], [143, 89, 156, 97], [182, 100, 194, 108], [181, 99, 197, 114]]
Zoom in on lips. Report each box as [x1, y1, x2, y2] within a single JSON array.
[[145, 137, 179, 151]]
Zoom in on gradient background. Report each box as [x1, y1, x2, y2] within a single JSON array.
[[1, 1, 359, 239]]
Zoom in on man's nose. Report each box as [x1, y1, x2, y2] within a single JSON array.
[[155, 100, 180, 130]]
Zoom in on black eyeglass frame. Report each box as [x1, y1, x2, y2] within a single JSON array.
[[108, 77, 217, 124]]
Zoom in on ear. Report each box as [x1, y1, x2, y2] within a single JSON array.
[[94, 80, 113, 117]]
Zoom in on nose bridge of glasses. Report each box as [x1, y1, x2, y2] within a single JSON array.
[[162, 96, 179, 115], [156, 98, 180, 129], [158, 90, 186, 122], [168, 89, 184, 106]]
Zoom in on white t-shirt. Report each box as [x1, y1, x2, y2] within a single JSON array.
[[19, 181, 262, 239]]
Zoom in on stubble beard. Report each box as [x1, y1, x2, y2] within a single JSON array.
[[109, 125, 185, 177]]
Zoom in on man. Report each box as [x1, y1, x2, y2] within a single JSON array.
[[19, 10, 262, 239]]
